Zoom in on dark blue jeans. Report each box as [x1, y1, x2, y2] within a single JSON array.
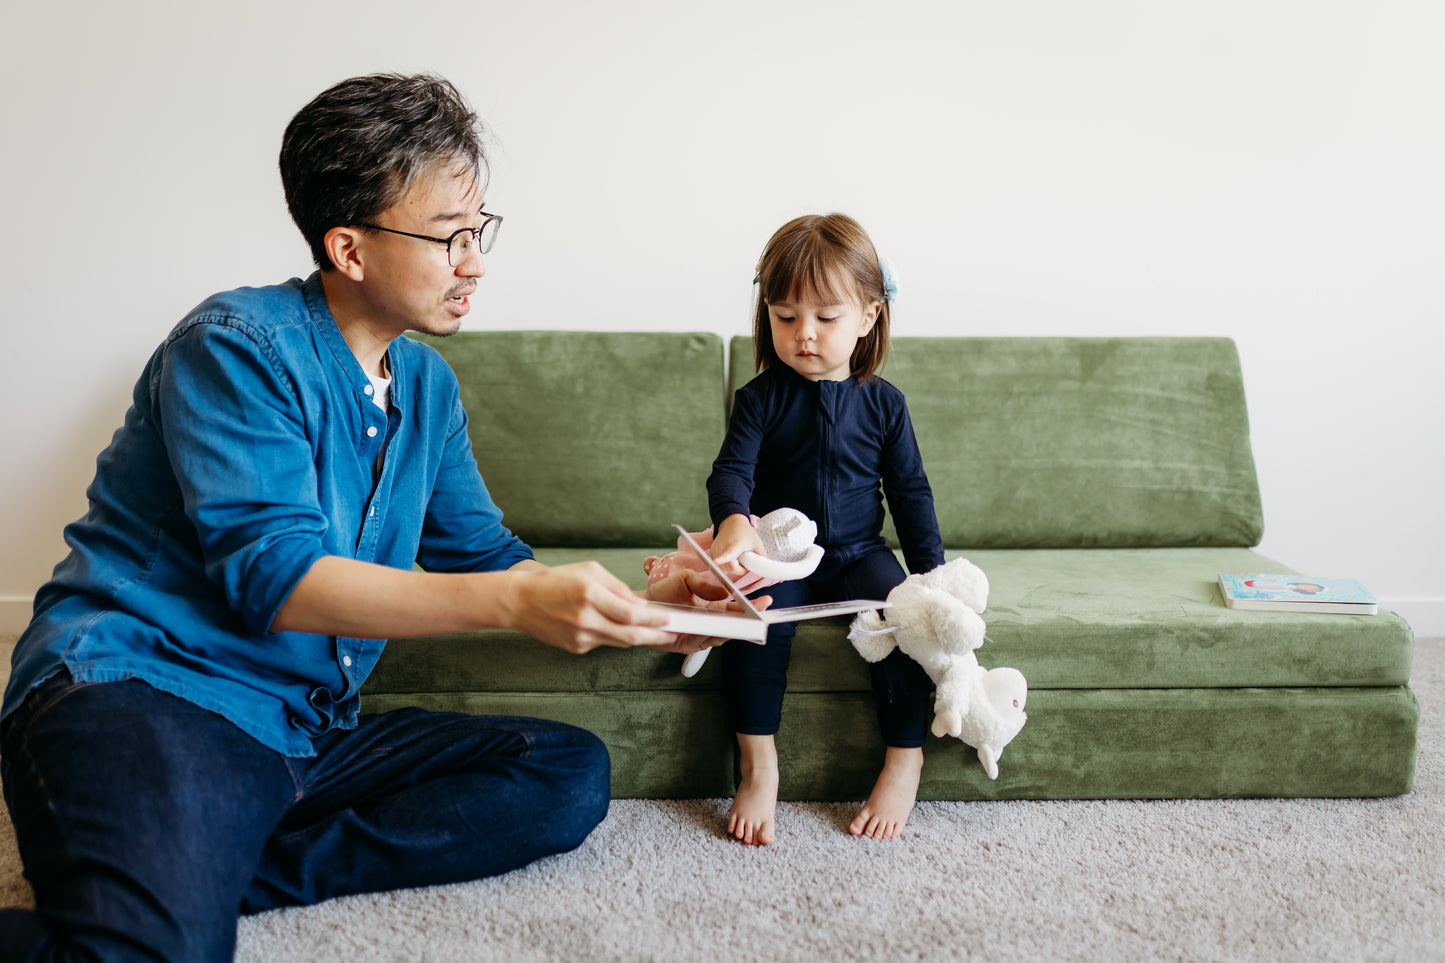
[[721, 546, 934, 747], [0, 674, 610, 962]]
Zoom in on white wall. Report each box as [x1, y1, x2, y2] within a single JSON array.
[[3, 0, 1441, 634]]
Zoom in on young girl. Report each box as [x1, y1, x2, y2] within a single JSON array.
[[707, 213, 945, 845]]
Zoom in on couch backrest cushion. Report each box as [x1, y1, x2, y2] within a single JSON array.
[[729, 336, 1263, 548], [426, 331, 725, 547]]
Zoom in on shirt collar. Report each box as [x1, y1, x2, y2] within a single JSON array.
[[300, 272, 406, 409]]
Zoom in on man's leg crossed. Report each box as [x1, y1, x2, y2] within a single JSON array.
[[0, 674, 295, 963], [243, 708, 610, 912]]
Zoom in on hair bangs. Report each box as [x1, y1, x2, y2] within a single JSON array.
[[762, 233, 859, 310]]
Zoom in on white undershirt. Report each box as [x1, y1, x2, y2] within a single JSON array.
[[367, 370, 391, 412]]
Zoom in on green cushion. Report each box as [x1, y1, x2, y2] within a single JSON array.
[[729, 336, 1264, 549], [360, 685, 1418, 800], [366, 547, 1413, 696], [421, 331, 726, 546], [778, 686, 1418, 801], [362, 690, 741, 798], [953, 547, 1414, 688]]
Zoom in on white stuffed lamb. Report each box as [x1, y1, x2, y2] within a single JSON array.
[[849, 557, 1028, 779]]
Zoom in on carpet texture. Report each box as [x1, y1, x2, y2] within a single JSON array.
[[2, 634, 1440, 962]]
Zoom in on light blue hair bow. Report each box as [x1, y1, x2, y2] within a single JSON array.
[[879, 257, 900, 303]]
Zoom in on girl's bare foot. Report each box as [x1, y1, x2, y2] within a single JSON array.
[[849, 746, 923, 839], [729, 734, 779, 845]]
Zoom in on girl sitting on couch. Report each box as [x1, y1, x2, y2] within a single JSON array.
[[705, 213, 946, 845]]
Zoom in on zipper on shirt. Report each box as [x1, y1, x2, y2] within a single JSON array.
[[817, 387, 832, 544]]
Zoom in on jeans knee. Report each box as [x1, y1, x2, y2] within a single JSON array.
[[529, 727, 609, 856], [574, 728, 611, 824]]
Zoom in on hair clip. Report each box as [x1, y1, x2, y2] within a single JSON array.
[[879, 258, 900, 303]]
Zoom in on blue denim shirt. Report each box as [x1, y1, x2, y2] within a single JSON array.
[[4, 273, 533, 756]]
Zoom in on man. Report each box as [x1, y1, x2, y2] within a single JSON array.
[[0, 73, 725, 961]]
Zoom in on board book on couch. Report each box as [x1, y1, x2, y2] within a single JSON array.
[[1218, 573, 1378, 615]]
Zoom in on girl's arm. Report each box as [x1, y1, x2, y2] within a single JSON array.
[[881, 397, 946, 574], [706, 385, 768, 575]]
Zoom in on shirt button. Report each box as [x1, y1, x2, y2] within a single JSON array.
[[366, 426, 378, 438], [364, 385, 375, 396], [342, 656, 353, 667]]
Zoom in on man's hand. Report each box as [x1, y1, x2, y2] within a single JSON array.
[[643, 569, 772, 655], [500, 561, 673, 654]]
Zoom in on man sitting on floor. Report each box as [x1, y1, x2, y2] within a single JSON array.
[[0, 72, 727, 962]]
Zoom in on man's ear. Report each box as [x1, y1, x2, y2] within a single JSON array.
[[324, 226, 366, 281]]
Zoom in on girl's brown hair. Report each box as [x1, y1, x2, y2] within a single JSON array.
[[752, 213, 891, 382]]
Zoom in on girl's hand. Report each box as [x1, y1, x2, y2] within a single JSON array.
[[708, 513, 767, 578], [644, 569, 772, 654]]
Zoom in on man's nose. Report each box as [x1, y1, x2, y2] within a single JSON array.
[[457, 245, 486, 278]]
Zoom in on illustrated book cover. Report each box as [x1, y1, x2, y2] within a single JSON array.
[[649, 525, 890, 642], [1217, 573, 1378, 615]]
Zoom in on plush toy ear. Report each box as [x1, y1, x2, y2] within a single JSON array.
[[978, 745, 1000, 781], [739, 544, 824, 582], [848, 613, 898, 663], [681, 649, 711, 678]]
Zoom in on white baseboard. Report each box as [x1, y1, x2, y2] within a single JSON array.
[[1381, 598, 1445, 640], [0, 598, 33, 635]]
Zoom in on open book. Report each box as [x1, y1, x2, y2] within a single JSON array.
[[649, 525, 890, 642]]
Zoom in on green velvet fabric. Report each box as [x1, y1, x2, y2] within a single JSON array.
[[729, 336, 1265, 548], [417, 331, 726, 546], [370, 332, 1415, 801], [777, 686, 1418, 802], [361, 690, 741, 798], [360, 686, 1418, 800], [366, 546, 1413, 694]]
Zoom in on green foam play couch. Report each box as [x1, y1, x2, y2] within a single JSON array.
[[361, 333, 1418, 801]]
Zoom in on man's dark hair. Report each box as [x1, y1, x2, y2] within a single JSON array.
[[280, 73, 488, 270]]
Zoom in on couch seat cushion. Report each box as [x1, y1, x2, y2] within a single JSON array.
[[367, 547, 1410, 699]]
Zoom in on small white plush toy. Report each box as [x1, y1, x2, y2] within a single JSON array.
[[848, 557, 1028, 779], [644, 507, 824, 677]]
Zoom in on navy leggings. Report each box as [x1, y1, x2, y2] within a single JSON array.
[[720, 547, 934, 747]]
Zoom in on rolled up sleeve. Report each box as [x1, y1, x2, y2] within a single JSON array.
[[157, 320, 330, 635]]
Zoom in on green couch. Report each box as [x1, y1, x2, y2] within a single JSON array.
[[361, 333, 1418, 801]]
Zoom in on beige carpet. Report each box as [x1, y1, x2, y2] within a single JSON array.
[[2, 633, 1441, 962]]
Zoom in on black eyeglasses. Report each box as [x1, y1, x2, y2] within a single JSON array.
[[358, 212, 503, 265]]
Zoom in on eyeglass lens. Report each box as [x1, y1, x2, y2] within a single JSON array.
[[448, 217, 501, 264]]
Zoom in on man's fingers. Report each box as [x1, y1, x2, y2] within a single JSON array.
[[517, 562, 676, 651]]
